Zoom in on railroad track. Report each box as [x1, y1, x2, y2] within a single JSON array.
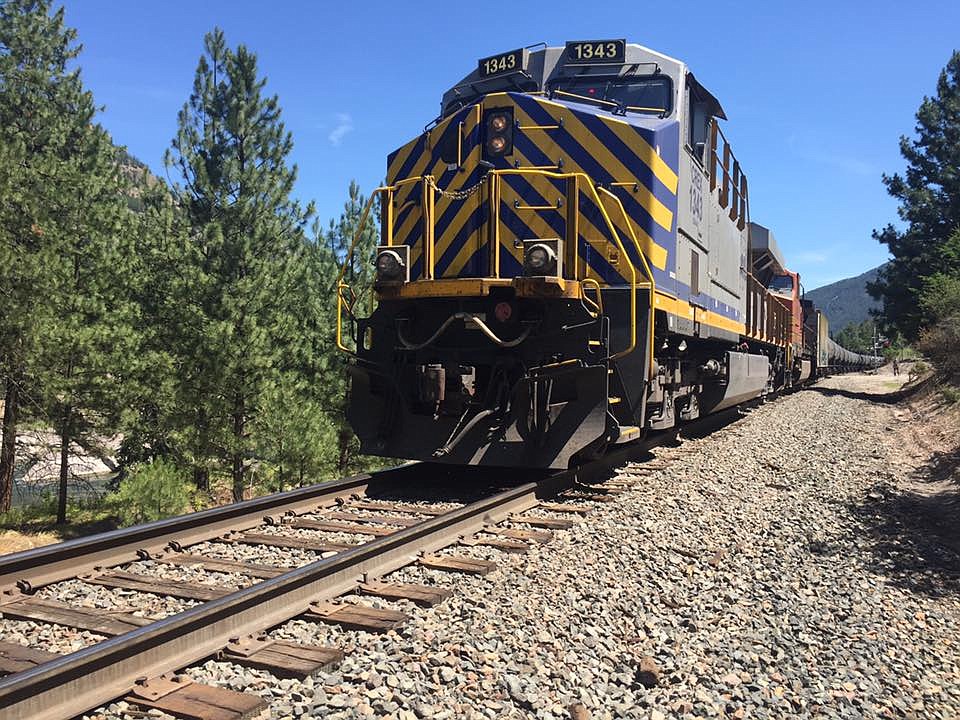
[[0, 409, 748, 720], [0, 442, 656, 720]]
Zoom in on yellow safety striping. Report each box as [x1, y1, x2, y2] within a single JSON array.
[[532, 103, 674, 232], [526, 94, 680, 195], [511, 103, 670, 268], [387, 136, 421, 184], [596, 190, 669, 271], [389, 94, 672, 284], [653, 291, 747, 336], [504, 146, 628, 285]]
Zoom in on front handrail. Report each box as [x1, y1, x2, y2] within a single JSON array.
[[596, 186, 657, 364], [335, 169, 657, 361], [496, 168, 642, 360], [335, 185, 391, 353]]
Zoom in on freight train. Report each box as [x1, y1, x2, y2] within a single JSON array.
[[335, 40, 880, 469]]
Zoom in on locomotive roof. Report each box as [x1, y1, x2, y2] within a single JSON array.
[[440, 41, 726, 122]]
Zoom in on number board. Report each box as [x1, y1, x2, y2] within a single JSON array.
[[477, 48, 525, 78], [565, 39, 626, 64]]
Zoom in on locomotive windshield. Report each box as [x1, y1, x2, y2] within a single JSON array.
[[549, 75, 673, 115], [443, 75, 539, 117]]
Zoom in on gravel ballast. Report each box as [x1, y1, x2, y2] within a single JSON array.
[[49, 373, 960, 718]]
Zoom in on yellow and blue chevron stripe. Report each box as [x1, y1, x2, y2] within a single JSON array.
[[386, 92, 680, 289]]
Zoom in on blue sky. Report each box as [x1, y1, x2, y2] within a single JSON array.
[[62, 0, 959, 289]]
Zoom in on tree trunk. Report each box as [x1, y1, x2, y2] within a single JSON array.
[[337, 427, 351, 475], [337, 386, 351, 474], [56, 406, 72, 525], [231, 394, 245, 502], [193, 407, 209, 491], [0, 376, 19, 513], [277, 446, 284, 492], [193, 466, 209, 492]]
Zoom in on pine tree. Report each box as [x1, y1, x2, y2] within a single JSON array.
[[0, 0, 136, 519], [313, 181, 379, 473], [870, 51, 960, 341], [166, 29, 314, 501]]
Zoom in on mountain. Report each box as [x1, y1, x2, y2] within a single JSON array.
[[805, 264, 885, 330]]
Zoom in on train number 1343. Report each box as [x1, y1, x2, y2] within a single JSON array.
[[477, 49, 523, 78], [566, 40, 625, 64]]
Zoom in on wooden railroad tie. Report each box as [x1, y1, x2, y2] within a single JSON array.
[[158, 553, 287, 579], [512, 515, 576, 530], [128, 674, 267, 720], [538, 502, 591, 515], [464, 536, 529, 554], [567, 491, 617, 503], [306, 602, 408, 632], [493, 527, 553, 543], [358, 580, 451, 607], [0, 640, 66, 676], [286, 518, 396, 537], [344, 499, 446, 516], [222, 532, 356, 553], [0, 643, 267, 720], [221, 636, 343, 679], [575, 483, 624, 496], [419, 553, 496, 575], [324, 510, 421, 527], [83, 570, 234, 602], [0, 595, 151, 636]]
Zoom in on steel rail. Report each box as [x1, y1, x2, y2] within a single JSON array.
[[0, 463, 423, 594], [0, 477, 559, 720]]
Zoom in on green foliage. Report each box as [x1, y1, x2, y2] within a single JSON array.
[[918, 230, 960, 325], [0, 0, 144, 521], [256, 373, 339, 491], [105, 459, 192, 526], [870, 51, 960, 341], [941, 385, 960, 404], [310, 181, 380, 473], [0, 11, 385, 525], [834, 320, 876, 354], [163, 28, 317, 501], [917, 314, 960, 379]]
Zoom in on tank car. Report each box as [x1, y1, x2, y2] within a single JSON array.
[[335, 40, 877, 469]]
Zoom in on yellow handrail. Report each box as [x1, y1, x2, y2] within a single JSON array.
[[497, 168, 640, 359], [336, 169, 658, 362], [335, 185, 391, 353], [596, 186, 657, 366], [580, 277, 603, 318]]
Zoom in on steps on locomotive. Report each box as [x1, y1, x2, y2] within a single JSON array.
[[613, 424, 641, 444]]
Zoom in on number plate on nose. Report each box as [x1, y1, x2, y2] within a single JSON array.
[[565, 39, 626, 64], [478, 48, 526, 78]]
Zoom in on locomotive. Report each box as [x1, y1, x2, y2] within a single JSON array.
[[335, 40, 879, 469]]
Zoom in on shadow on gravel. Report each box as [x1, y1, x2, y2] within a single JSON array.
[[808, 379, 927, 405], [851, 473, 960, 598]]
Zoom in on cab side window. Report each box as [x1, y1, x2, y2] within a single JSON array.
[[686, 79, 710, 165]]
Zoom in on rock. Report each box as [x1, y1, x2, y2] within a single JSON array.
[[635, 656, 661, 689]]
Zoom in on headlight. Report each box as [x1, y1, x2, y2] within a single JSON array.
[[483, 107, 514, 160], [376, 249, 404, 280], [525, 246, 549, 270], [524, 243, 556, 274]]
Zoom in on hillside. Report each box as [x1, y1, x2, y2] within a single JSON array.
[[805, 264, 884, 330]]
